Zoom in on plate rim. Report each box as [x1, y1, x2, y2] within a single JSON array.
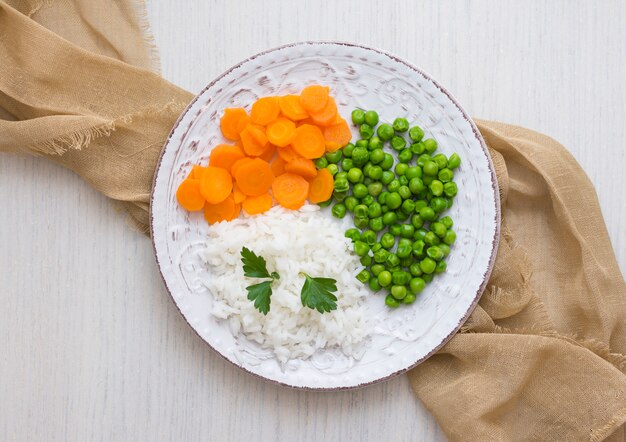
[[149, 40, 501, 391]]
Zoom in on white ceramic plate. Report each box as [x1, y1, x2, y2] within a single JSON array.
[[150, 42, 500, 390]]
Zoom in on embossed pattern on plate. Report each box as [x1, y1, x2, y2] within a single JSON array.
[[150, 42, 500, 390]]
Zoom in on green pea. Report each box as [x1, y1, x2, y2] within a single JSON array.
[[386, 192, 402, 210], [352, 147, 370, 166], [360, 124, 374, 140], [380, 153, 394, 170], [343, 143, 355, 157], [400, 224, 414, 239], [386, 253, 400, 268], [368, 148, 384, 164], [424, 231, 440, 246], [423, 138, 438, 154], [364, 110, 379, 126], [368, 203, 382, 218], [398, 186, 411, 200], [396, 210, 409, 222], [397, 239, 413, 258], [341, 158, 354, 171], [408, 178, 425, 195], [409, 262, 423, 276], [389, 224, 402, 236], [361, 195, 375, 206], [417, 154, 431, 167], [387, 179, 401, 193], [439, 244, 451, 257], [352, 183, 367, 199], [326, 164, 339, 176], [368, 166, 383, 180], [332, 203, 346, 218], [360, 255, 372, 266], [430, 197, 447, 213], [355, 139, 369, 148], [422, 273, 434, 283], [381, 170, 395, 185], [394, 163, 408, 176], [393, 117, 409, 132], [401, 199, 416, 215], [361, 229, 376, 245], [398, 149, 413, 163], [347, 168, 363, 184], [410, 214, 424, 229], [409, 277, 426, 294], [352, 109, 365, 125], [443, 230, 456, 245], [382, 212, 397, 226], [446, 197, 454, 209], [369, 278, 382, 292], [414, 200, 428, 210], [391, 285, 407, 300], [438, 216, 452, 229], [410, 142, 425, 155], [448, 153, 461, 169], [385, 294, 400, 307], [354, 204, 368, 217], [398, 176, 409, 186], [380, 233, 395, 250], [333, 178, 349, 193], [369, 216, 384, 232], [423, 161, 439, 176], [423, 175, 434, 186], [420, 257, 437, 274], [377, 123, 394, 141], [353, 240, 369, 256], [403, 293, 416, 304], [317, 199, 332, 208], [324, 150, 341, 164], [369, 264, 384, 276], [409, 125, 425, 142], [344, 228, 361, 242], [314, 157, 329, 169], [435, 260, 447, 274], [444, 182, 458, 197], [432, 153, 448, 169], [368, 182, 383, 197], [356, 269, 371, 283], [368, 136, 383, 150], [414, 228, 428, 241], [438, 168, 454, 183], [405, 166, 422, 180], [378, 191, 389, 204], [354, 215, 369, 229], [427, 246, 444, 261], [412, 239, 426, 257], [431, 222, 447, 238], [391, 136, 407, 151], [392, 270, 411, 285], [344, 196, 358, 212], [371, 242, 382, 252], [335, 171, 348, 181], [378, 270, 392, 286], [419, 206, 436, 221], [429, 180, 444, 196]]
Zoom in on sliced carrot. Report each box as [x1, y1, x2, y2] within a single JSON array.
[[278, 95, 309, 121], [240, 124, 268, 156], [234, 158, 274, 197], [323, 118, 352, 152], [231, 157, 254, 177], [308, 168, 334, 204], [299, 85, 329, 113], [272, 173, 309, 210], [190, 165, 207, 179], [277, 145, 299, 162], [258, 144, 276, 162], [199, 166, 233, 204], [309, 96, 338, 126], [204, 195, 240, 224], [220, 108, 249, 141], [270, 156, 287, 176], [291, 124, 326, 159], [266, 118, 297, 147], [209, 144, 246, 171], [242, 193, 273, 215], [176, 178, 205, 211], [250, 96, 280, 125], [296, 117, 316, 127], [233, 183, 247, 204], [284, 158, 317, 179]]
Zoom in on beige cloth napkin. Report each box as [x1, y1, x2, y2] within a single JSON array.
[[1, 1, 625, 440]]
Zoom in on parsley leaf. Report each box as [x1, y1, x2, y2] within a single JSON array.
[[245, 280, 273, 315], [240, 247, 279, 280], [299, 273, 338, 313]]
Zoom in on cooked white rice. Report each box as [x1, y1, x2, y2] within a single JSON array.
[[200, 204, 371, 363]]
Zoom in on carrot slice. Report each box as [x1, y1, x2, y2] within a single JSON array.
[[199, 166, 233, 204], [240, 124, 269, 156], [250, 96, 280, 125], [323, 118, 352, 152], [272, 173, 309, 210], [259, 144, 276, 162], [278, 95, 309, 120], [266, 118, 297, 147], [220, 108, 249, 141], [176, 178, 205, 211], [291, 124, 326, 159], [190, 165, 207, 179], [284, 158, 317, 179], [296, 118, 316, 127], [270, 156, 287, 176], [308, 168, 334, 204], [204, 195, 240, 224], [231, 157, 254, 176], [234, 158, 274, 196], [299, 85, 329, 113], [242, 193, 273, 215], [233, 183, 247, 204], [277, 145, 299, 162], [209, 144, 246, 171], [309, 96, 337, 126]]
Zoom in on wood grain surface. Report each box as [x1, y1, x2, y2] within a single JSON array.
[[1, 1, 624, 441]]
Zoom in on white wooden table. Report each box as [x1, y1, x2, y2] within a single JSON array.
[[1, 1, 624, 441]]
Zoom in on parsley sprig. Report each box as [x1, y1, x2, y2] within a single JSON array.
[[241, 247, 279, 315], [299, 273, 338, 313]]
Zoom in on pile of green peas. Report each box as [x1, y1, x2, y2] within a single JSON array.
[[316, 108, 461, 308]]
